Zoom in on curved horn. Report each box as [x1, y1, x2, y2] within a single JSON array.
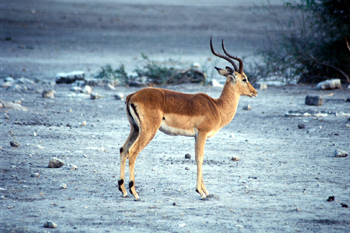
[[221, 39, 243, 74], [210, 36, 239, 72]]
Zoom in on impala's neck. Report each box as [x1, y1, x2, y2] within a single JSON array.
[[217, 81, 241, 128]]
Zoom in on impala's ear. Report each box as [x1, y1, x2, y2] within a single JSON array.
[[215, 67, 228, 76], [225, 66, 234, 74]]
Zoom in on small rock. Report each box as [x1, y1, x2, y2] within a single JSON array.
[[114, 93, 125, 100], [56, 71, 85, 84], [243, 105, 251, 110], [341, 203, 348, 208], [31, 173, 40, 178], [185, 153, 191, 159], [327, 196, 335, 202], [10, 141, 20, 148], [209, 79, 223, 88], [44, 221, 57, 228], [298, 124, 305, 129], [305, 96, 323, 106], [80, 121, 87, 127], [42, 90, 54, 98], [81, 85, 92, 94], [70, 164, 78, 170], [16, 77, 34, 84], [0, 100, 27, 111], [172, 202, 177, 206], [253, 83, 268, 90], [9, 84, 24, 92], [60, 183, 67, 189], [317, 79, 341, 90], [231, 156, 240, 161], [48, 157, 65, 168], [90, 93, 103, 100], [346, 97, 350, 103], [4, 77, 14, 83], [185, 167, 190, 170], [1, 82, 12, 88], [70, 86, 82, 92], [334, 149, 348, 158]]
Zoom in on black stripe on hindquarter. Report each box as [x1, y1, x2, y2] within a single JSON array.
[[130, 103, 141, 124]]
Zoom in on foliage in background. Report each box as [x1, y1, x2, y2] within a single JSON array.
[[94, 53, 206, 86], [249, 0, 350, 83]]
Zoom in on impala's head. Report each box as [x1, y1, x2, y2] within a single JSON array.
[[210, 36, 258, 98]]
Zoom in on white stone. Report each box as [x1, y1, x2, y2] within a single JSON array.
[[114, 93, 124, 100], [56, 71, 85, 79], [316, 79, 341, 90], [209, 79, 223, 88], [70, 86, 82, 92], [81, 85, 92, 94]]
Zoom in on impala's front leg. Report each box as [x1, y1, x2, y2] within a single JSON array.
[[195, 132, 209, 199]]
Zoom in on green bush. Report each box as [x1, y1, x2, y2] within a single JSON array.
[[249, 0, 350, 83]]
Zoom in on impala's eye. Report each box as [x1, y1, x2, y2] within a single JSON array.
[[242, 79, 247, 83]]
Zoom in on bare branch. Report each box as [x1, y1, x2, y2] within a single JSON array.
[[310, 56, 350, 83]]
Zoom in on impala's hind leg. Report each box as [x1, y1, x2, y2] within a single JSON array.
[[119, 124, 139, 197], [127, 122, 160, 201]]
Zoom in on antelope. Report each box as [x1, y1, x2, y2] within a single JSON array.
[[118, 37, 258, 200]]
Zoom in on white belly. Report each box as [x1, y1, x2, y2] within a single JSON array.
[[159, 121, 195, 137]]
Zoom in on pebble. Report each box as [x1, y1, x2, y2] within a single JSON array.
[[298, 124, 305, 129], [42, 90, 54, 99], [70, 164, 78, 170], [185, 153, 191, 159], [114, 93, 125, 100], [10, 141, 20, 148], [81, 85, 92, 94], [231, 156, 240, 161], [90, 93, 103, 100], [243, 105, 251, 110], [305, 96, 323, 106], [327, 196, 335, 202], [209, 79, 223, 88], [1, 82, 12, 88], [253, 83, 268, 90], [5, 77, 14, 83], [16, 77, 35, 85], [48, 157, 65, 168], [0, 100, 28, 111], [56, 71, 85, 84], [60, 183, 67, 189], [346, 97, 350, 103], [31, 173, 40, 178], [341, 203, 348, 208], [80, 121, 87, 127], [70, 86, 82, 92], [185, 167, 190, 170], [334, 149, 348, 158], [316, 79, 341, 90], [44, 220, 57, 228]]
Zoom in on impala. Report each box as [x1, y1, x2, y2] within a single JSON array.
[[118, 37, 258, 200]]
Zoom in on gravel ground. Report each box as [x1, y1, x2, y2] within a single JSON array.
[[1, 0, 350, 232]]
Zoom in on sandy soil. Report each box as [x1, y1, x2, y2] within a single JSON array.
[[1, 0, 350, 232]]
